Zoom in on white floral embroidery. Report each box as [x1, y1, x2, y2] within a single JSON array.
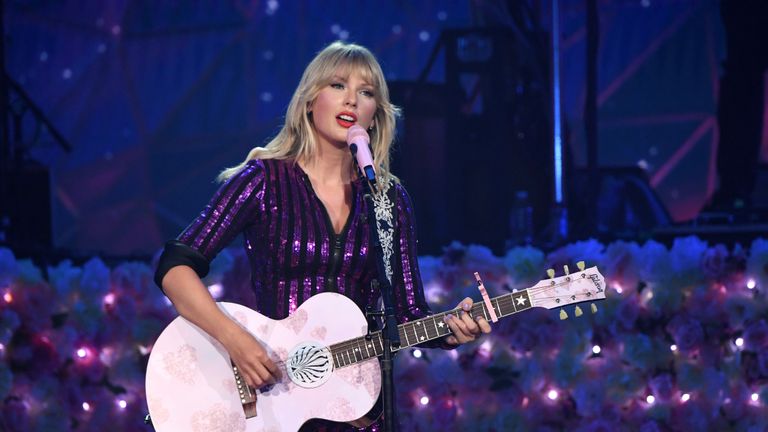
[[371, 180, 394, 284]]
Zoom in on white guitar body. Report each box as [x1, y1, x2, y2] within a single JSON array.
[[145, 293, 381, 432]]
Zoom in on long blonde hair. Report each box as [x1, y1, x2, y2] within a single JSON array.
[[219, 41, 400, 183]]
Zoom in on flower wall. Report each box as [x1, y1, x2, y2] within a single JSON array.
[[1, 236, 767, 431]]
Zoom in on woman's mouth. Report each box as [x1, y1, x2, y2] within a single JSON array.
[[336, 112, 357, 128]]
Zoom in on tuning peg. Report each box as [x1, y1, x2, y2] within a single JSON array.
[[563, 264, 570, 275], [591, 303, 598, 314], [559, 309, 568, 320], [547, 268, 555, 279], [577, 261, 585, 271], [574, 306, 583, 317]]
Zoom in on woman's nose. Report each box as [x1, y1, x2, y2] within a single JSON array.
[[344, 91, 357, 107]]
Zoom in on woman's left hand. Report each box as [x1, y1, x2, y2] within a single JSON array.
[[444, 297, 492, 345]]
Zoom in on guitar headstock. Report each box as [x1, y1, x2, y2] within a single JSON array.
[[526, 261, 606, 318]]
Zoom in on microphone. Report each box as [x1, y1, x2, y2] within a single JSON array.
[[346, 125, 376, 184]]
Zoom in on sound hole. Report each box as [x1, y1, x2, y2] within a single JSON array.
[[286, 342, 333, 389]]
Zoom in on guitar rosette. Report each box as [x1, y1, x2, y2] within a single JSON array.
[[286, 342, 334, 388]]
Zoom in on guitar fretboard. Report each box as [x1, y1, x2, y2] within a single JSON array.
[[329, 289, 533, 368]]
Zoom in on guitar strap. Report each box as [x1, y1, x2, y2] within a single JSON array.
[[369, 179, 397, 286], [364, 179, 398, 425]]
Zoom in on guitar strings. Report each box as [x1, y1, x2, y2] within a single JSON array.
[[319, 278, 599, 357], [249, 276, 602, 378]]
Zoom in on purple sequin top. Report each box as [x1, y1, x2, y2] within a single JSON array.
[[178, 158, 437, 329], [177, 158, 448, 430]]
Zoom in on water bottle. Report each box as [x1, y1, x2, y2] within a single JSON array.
[[508, 190, 533, 247]]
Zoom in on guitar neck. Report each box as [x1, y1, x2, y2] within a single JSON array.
[[328, 289, 532, 369]]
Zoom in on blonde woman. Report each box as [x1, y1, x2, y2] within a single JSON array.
[[154, 41, 491, 430]]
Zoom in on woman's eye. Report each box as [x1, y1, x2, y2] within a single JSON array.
[[330, 82, 344, 89], [361, 89, 375, 97]]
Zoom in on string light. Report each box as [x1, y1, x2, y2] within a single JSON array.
[[117, 399, 128, 409], [747, 279, 756, 290], [82, 402, 91, 412], [670, 344, 678, 352], [3, 291, 12, 303], [592, 345, 601, 355], [646, 395, 655, 404], [76, 348, 88, 359], [207, 283, 224, 299], [681, 393, 690, 403], [751, 393, 759, 403], [412, 349, 423, 359], [103, 292, 116, 308], [547, 389, 559, 401], [477, 339, 493, 359], [735, 337, 744, 348], [420, 396, 430, 405]]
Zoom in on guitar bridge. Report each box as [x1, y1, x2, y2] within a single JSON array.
[[232, 362, 258, 419]]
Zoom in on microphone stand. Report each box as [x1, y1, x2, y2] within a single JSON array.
[[358, 170, 400, 432]]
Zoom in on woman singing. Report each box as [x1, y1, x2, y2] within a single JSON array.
[[154, 41, 491, 431]]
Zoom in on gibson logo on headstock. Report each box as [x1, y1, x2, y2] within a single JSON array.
[[588, 274, 604, 293]]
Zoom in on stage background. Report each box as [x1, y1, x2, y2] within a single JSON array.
[[8, 0, 760, 256], [4, 1, 768, 430]]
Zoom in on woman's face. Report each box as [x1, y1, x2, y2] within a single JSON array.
[[309, 69, 377, 150]]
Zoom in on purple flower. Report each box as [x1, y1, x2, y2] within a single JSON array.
[[622, 334, 655, 369], [0, 309, 20, 345], [724, 296, 758, 329], [509, 323, 538, 352], [669, 236, 708, 277], [546, 239, 605, 276], [2, 396, 30, 432], [575, 418, 620, 432], [617, 296, 641, 329], [603, 241, 641, 288], [747, 238, 768, 289], [744, 319, 768, 349], [432, 395, 458, 425], [666, 315, 704, 352], [79, 257, 110, 301], [573, 380, 604, 417], [649, 373, 674, 401], [503, 246, 545, 286], [111, 261, 153, 301], [441, 241, 466, 266], [758, 349, 768, 377], [0, 247, 18, 286], [672, 402, 711, 431], [0, 363, 12, 400], [701, 244, 728, 280], [9, 333, 62, 375], [638, 240, 672, 283], [47, 260, 81, 298], [639, 420, 662, 432], [701, 367, 727, 402]]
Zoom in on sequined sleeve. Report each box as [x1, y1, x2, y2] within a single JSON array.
[[177, 160, 266, 262], [392, 183, 453, 349]]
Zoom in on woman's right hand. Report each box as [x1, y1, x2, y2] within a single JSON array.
[[221, 324, 282, 389], [160, 266, 282, 389]]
